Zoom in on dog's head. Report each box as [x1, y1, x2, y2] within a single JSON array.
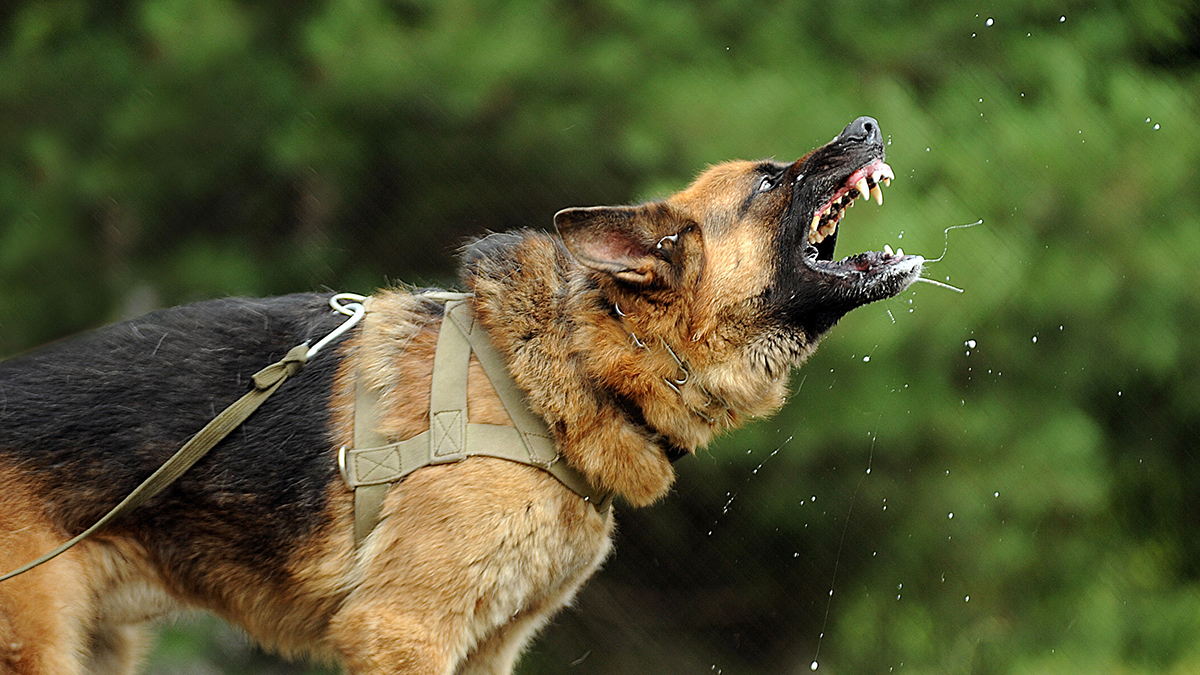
[[555, 116, 922, 372]]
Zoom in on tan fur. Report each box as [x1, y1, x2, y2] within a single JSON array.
[[0, 147, 903, 673], [0, 467, 162, 675]]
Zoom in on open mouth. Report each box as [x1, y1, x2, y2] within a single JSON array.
[[773, 116, 924, 337], [795, 148, 924, 299], [807, 159, 895, 257]]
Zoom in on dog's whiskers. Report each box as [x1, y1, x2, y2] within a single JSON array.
[[915, 277, 964, 293]]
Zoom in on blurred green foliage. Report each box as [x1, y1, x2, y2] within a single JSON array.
[[3, 1, 1200, 673]]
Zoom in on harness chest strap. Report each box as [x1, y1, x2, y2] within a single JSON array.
[[339, 294, 611, 547]]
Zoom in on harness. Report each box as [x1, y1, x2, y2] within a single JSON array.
[[0, 291, 607, 582], [339, 292, 609, 546]]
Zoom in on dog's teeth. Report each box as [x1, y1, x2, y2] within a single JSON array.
[[870, 183, 884, 205], [884, 244, 894, 255], [882, 176, 892, 187], [897, 247, 904, 256], [855, 178, 870, 202]]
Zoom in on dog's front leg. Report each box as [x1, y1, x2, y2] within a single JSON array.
[[332, 602, 461, 675], [326, 462, 613, 675]]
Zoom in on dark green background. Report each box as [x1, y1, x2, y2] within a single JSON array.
[[3, 1, 1198, 673]]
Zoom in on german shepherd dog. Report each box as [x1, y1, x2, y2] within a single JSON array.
[[0, 116, 921, 674]]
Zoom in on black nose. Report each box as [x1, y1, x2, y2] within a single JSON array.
[[839, 116, 883, 145]]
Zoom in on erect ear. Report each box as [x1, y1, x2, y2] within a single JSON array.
[[554, 205, 661, 285]]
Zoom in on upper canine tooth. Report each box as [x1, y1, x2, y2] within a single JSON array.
[[855, 178, 870, 202], [870, 183, 883, 205], [811, 212, 821, 231]]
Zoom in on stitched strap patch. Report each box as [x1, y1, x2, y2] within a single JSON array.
[[431, 410, 465, 459], [353, 445, 403, 484]]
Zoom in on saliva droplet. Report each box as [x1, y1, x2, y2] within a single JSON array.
[[811, 661, 819, 671]]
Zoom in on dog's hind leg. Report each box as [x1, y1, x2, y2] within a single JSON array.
[[0, 547, 93, 675], [0, 469, 110, 675]]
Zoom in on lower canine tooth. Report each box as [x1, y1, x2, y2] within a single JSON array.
[[870, 184, 883, 205], [811, 213, 821, 231], [884, 244, 894, 255]]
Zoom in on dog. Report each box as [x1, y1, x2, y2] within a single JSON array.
[[0, 116, 921, 674]]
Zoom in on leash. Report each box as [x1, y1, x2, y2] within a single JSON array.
[[0, 294, 366, 583]]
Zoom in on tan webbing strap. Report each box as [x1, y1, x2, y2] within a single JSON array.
[[444, 302, 609, 507], [444, 302, 558, 467], [351, 373, 393, 547], [341, 295, 609, 547], [0, 344, 309, 582], [429, 299, 471, 464]]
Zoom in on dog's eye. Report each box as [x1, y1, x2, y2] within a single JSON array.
[[757, 176, 776, 193]]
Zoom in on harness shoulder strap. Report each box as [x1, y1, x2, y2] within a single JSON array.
[[341, 295, 609, 548], [443, 301, 606, 505]]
